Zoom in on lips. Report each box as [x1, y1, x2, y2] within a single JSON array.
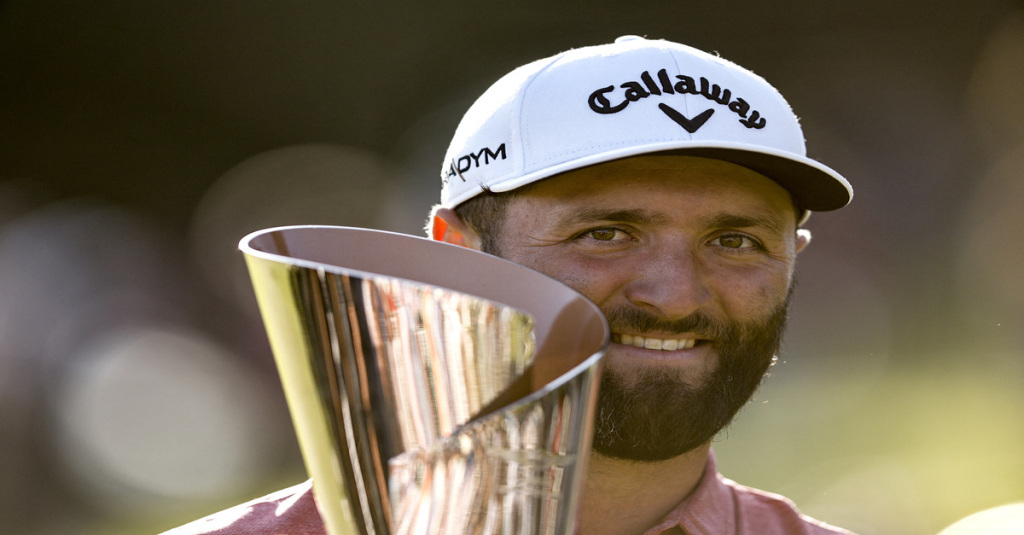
[[613, 333, 697, 351]]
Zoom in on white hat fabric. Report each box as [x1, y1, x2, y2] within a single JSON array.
[[440, 36, 852, 217]]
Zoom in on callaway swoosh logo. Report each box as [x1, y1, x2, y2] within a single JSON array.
[[658, 104, 714, 133]]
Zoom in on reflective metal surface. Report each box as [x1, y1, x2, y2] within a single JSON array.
[[239, 226, 608, 535]]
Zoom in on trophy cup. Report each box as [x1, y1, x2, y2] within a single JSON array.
[[239, 226, 608, 535]]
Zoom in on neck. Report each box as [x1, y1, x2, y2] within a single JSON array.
[[577, 444, 710, 535]]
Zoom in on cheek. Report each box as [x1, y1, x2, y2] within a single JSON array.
[[724, 272, 786, 317], [506, 251, 626, 306], [709, 266, 792, 319]]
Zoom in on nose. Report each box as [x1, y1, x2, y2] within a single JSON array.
[[622, 244, 712, 319]]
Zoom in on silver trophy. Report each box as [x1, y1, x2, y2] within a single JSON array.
[[239, 226, 608, 535]]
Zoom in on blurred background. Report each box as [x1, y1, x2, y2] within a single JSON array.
[[2, 1, 1023, 534]]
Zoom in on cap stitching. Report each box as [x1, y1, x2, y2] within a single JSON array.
[[519, 52, 573, 184]]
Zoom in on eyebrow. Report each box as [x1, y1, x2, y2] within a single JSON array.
[[555, 208, 670, 227], [557, 207, 788, 234], [701, 213, 787, 235]]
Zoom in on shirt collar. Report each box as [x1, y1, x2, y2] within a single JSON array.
[[643, 451, 736, 535]]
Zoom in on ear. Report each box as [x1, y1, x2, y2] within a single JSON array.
[[431, 207, 482, 250], [795, 228, 812, 254]]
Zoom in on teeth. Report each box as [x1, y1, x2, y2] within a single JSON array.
[[615, 334, 696, 351]]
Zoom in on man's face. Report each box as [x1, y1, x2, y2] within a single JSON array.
[[488, 155, 805, 462]]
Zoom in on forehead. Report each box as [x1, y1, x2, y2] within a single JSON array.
[[513, 155, 798, 222]]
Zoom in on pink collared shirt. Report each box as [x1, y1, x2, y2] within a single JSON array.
[[644, 454, 855, 535], [161, 454, 854, 535]]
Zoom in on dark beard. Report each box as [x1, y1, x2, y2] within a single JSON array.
[[592, 292, 791, 462]]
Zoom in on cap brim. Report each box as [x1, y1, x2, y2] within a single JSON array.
[[485, 140, 852, 214]]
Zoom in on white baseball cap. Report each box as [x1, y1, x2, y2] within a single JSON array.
[[439, 36, 852, 221]]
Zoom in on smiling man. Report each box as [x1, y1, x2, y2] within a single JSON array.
[[438, 156, 802, 461], [429, 36, 855, 534], [163, 36, 855, 535]]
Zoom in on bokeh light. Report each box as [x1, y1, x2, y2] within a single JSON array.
[[938, 503, 1024, 535], [188, 143, 399, 318], [54, 325, 280, 511]]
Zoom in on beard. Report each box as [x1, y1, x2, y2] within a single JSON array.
[[592, 290, 792, 462]]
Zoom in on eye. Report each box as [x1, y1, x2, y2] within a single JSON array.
[[575, 227, 632, 243], [712, 234, 760, 250], [589, 228, 620, 241]]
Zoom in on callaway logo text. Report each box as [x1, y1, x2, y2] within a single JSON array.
[[588, 68, 767, 130]]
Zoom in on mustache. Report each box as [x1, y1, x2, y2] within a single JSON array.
[[603, 307, 731, 340]]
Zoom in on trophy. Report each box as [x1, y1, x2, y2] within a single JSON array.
[[239, 226, 608, 535]]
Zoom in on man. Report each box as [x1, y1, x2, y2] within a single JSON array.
[[164, 36, 854, 534]]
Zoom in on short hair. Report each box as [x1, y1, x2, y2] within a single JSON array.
[[427, 183, 536, 257], [453, 189, 517, 256]]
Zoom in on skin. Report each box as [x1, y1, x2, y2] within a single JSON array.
[[433, 154, 810, 535]]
